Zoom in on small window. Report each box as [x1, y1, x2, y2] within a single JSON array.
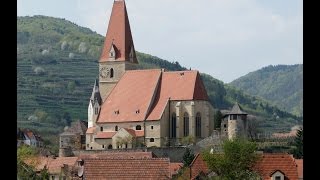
[[87, 144, 89, 148], [115, 126, 118, 131], [90, 147, 92, 150], [108, 144, 112, 149], [150, 138, 154, 142], [275, 176, 281, 180], [100, 127, 103, 131], [102, 145, 104, 148], [110, 68, 114, 78], [151, 126, 153, 129], [125, 144, 128, 148], [136, 125, 141, 130], [224, 124, 226, 128], [95, 107, 99, 115]]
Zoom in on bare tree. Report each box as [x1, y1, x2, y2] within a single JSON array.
[[247, 115, 262, 141]]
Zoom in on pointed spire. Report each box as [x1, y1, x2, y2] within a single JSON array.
[[90, 79, 102, 105], [100, 0, 138, 63]]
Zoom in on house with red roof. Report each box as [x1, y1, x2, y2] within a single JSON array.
[[253, 153, 300, 180], [86, 0, 215, 150]]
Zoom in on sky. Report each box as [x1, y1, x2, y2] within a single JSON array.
[[17, 0, 302, 83]]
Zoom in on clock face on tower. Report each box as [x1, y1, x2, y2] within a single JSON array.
[[99, 67, 109, 78]]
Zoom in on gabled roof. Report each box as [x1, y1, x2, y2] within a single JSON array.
[[226, 102, 247, 115], [98, 69, 162, 123], [189, 153, 209, 180], [146, 70, 208, 120], [99, 0, 137, 63], [170, 163, 183, 176], [124, 128, 144, 137], [253, 153, 299, 180], [26, 156, 79, 174], [84, 158, 170, 179], [95, 131, 116, 139], [86, 127, 95, 134], [98, 70, 210, 123]]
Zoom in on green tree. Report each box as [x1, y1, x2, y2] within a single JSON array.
[[214, 110, 223, 129], [182, 148, 195, 167], [202, 138, 260, 179], [292, 128, 303, 158], [17, 145, 50, 179]]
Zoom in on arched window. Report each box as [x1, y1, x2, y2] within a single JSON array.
[[183, 112, 189, 136], [108, 144, 112, 149], [150, 138, 154, 142], [136, 125, 141, 130], [100, 127, 103, 131], [110, 68, 114, 78], [171, 113, 176, 138], [196, 112, 201, 137], [115, 126, 118, 131], [95, 107, 98, 115]]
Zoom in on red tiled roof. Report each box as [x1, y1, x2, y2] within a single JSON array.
[[170, 163, 183, 176], [98, 69, 162, 123], [95, 131, 116, 139], [189, 153, 209, 179], [124, 128, 144, 137], [79, 151, 156, 159], [86, 127, 95, 134], [27, 156, 79, 174], [295, 159, 303, 179], [100, 0, 137, 63], [146, 70, 208, 120], [84, 158, 170, 179], [253, 153, 299, 180], [98, 70, 209, 123]]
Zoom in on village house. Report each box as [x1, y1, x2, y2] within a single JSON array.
[[17, 128, 44, 148], [183, 153, 301, 180], [86, 0, 215, 150]]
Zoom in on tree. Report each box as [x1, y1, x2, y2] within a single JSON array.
[[17, 145, 49, 179], [181, 135, 195, 145], [202, 138, 260, 179], [214, 110, 223, 129], [182, 148, 195, 167], [292, 128, 303, 158], [247, 116, 262, 141]]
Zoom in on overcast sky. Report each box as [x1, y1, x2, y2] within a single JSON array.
[[17, 0, 302, 83]]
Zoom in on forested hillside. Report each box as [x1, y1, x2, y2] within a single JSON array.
[[17, 16, 302, 150], [230, 64, 303, 116]]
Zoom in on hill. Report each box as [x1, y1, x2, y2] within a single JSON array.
[[229, 64, 303, 116], [17, 16, 302, 149]]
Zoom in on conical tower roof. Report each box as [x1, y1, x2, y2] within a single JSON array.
[[99, 0, 138, 63]]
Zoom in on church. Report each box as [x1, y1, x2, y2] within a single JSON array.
[[86, 0, 215, 150]]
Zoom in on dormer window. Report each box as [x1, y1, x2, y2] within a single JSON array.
[[109, 44, 116, 60]]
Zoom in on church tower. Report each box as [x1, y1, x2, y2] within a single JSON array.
[[88, 79, 102, 128], [99, 0, 138, 101]]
